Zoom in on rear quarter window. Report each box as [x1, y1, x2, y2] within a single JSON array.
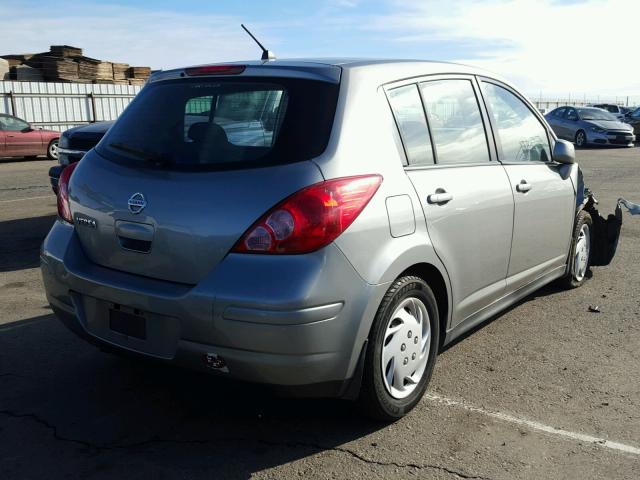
[[387, 84, 435, 167]]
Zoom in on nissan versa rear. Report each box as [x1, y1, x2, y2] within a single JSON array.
[[41, 59, 620, 420]]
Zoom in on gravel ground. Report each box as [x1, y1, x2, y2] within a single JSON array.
[[1, 148, 639, 479]]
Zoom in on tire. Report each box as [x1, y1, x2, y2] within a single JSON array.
[[358, 276, 440, 421], [47, 139, 59, 160], [560, 210, 593, 289], [575, 130, 587, 148]]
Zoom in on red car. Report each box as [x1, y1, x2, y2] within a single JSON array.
[[0, 114, 59, 160]]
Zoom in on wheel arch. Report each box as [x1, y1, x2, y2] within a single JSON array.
[[398, 263, 450, 348]]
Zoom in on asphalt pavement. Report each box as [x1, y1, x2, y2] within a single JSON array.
[[1, 148, 639, 479]]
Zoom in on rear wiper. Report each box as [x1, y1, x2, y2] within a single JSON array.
[[109, 142, 171, 166]]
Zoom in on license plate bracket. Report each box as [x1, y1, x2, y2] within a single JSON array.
[[109, 308, 147, 340]]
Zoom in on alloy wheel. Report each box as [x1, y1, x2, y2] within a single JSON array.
[[49, 141, 59, 160]]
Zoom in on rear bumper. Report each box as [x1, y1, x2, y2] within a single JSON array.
[[41, 220, 388, 397]]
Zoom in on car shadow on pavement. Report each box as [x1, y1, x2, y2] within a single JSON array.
[[0, 214, 56, 272], [440, 276, 584, 353], [0, 314, 386, 479]]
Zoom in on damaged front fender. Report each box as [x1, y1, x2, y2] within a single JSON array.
[[574, 167, 623, 267], [584, 194, 622, 266]]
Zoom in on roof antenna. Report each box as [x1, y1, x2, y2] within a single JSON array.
[[241, 24, 276, 61]]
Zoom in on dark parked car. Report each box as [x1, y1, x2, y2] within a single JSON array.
[[545, 106, 635, 147], [625, 107, 640, 139], [0, 114, 59, 159], [49, 121, 113, 193]]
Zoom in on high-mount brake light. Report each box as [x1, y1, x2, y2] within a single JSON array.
[[57, 162, 79, 223], [184, 65, 246, 76], [232, 175, 383, 254]]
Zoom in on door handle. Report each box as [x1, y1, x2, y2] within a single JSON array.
[[427, 191, 453, 204], [516, 180, 532, 193]]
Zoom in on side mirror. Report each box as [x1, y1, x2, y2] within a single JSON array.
[[553, 139, 575, 164], [21, 125, 33, 133]]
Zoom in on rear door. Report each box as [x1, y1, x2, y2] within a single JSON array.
[[479, 79, 575, 291], [547, 107, 567, 139], [564, 107, 580, 141], [387, 77, 514, 327]]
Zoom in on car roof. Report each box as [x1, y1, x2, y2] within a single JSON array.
[[152, 58, 509, 89]]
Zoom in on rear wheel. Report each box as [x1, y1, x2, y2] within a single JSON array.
[[47, 139, 59, 160], [560, 210, 593, 289], [575, 130, 587, 148], [358, 276, 439, 420]]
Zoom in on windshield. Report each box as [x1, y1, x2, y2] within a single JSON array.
[[97, 77, 339, 170], [577, 108, 617, 121]]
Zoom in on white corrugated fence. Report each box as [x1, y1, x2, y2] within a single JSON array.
[[0, 81, 143, 132]]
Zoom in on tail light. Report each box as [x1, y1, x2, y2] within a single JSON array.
[[57, 162, 79, 223], [232, 175, 382, 254]]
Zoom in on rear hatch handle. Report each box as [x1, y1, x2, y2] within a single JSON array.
[[115, 220, 154, 253]]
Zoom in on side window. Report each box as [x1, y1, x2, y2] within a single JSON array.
[[387, 85, 434, 166], [419, 79, 490, 165], [565, 108, 577, 121], [554, 108, 566, 118], [0, 116, 29, 132], [482, 82, 551, 163]]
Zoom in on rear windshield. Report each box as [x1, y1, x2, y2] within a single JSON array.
[[96, 77, 339, 170]]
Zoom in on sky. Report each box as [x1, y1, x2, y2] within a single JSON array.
[[1, 0, 639, 101]]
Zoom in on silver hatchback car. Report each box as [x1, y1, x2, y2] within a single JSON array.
[[41, 59, 621, 419]]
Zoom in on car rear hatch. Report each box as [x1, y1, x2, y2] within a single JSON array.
[[68, 65, 340, 284]]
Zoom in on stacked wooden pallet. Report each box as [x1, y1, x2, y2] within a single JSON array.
[[112, 63, 130, 82], [1, 45, 152, 84], [128, 66, 151, 78], [50, 45, 83, 57], [28, 55, 80, 82], [2, 54, 35, 68], [96, 61, 113, 81], [126, 66, 151, 85]]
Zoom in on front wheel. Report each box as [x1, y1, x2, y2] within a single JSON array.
[[358, 276, 440, 420], [575, 130, 587, 148], [560, 211, 593, 289], [47, 139, 59, 160]]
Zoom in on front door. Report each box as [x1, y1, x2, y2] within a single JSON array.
[[480, 80, 575, 291], [0, 116, 42, 156], [387, 78, 514, 327]]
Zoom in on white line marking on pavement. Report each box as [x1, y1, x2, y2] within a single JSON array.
[[426, 392, 640, 456], [0, 195, 52, 203]]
